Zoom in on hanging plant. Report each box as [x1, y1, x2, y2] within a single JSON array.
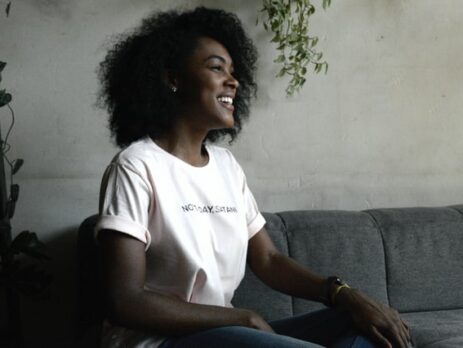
[[259, 0, 331, 96]]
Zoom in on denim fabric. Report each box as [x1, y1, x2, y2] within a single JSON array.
[[159, 309, 376, 348]]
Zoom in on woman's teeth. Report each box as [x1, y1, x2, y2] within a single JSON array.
[[217, 96, 233, 105]]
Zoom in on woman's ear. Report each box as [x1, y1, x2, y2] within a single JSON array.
[[164, 69, 178, 93]]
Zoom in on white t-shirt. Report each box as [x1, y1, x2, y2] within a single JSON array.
[[95, 137, 266, 347]]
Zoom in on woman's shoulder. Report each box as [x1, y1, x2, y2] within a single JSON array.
[[207, 144, 233, 159], [207, 144, 245, 174], [110, 137, 158, 168], [207, 144, 239, 164]]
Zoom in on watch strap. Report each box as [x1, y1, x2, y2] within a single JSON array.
[[319, 276, 346, 307]]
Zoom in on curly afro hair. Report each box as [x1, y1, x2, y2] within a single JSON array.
[[97, 7, 258, 148]]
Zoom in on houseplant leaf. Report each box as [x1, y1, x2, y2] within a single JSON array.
[[10, 231, 51, 260], [13, 263, 53, 298], [12, 159, 24, 175], [0, 89, 12, 107]]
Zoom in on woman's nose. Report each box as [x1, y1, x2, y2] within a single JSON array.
[[226, 73, 239, 89]]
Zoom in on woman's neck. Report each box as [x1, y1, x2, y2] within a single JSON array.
[[154, 124, 209, 167]]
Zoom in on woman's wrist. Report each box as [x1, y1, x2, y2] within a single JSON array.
[[333, 286, 359, 311], [331, 283, 351, 306], [319, 276, 351, 307]]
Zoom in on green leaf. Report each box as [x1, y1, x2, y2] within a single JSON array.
[[0, 89, 12, 107], [10, 231, 51, 260], [271, 21, 279, 31], [308, 5, 315, 15], [12, 159, 24, 175], [5, 2, 11, 17], [274, 54, 286, 63], [276, 69, 286, 78], [12, 263, 53, 299], [311, 37, 319, 48]]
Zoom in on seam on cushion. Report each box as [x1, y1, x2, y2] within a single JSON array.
[[275, 212, 294, 317], [363, 210, 391, 306], [449, 205, 463, 218]]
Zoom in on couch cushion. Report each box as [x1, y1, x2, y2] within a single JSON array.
[[450, 204, 463, 216], [232, 212, 293, 321], [279, 210, 389, 314], [367, 207, 463, 312], [402, 309, 463, 348]]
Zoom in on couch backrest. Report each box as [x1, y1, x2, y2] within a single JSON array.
[[367, 205, 463, 313], [233, 210, 389, 320], [233, 205, 463, 319]]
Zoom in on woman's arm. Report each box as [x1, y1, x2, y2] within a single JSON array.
[[246, 227, 326, 302], [247, 227, 411, 348], [99, 229, 274, 336]]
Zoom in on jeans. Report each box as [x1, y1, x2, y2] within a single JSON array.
[[159, 308, 377, 348]]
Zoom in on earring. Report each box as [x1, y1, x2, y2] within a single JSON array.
[[171, 86, 177, 93]]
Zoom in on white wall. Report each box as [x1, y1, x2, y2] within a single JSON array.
[[0, 0, 462, 345]]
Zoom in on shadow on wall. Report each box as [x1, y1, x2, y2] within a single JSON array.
[[19, 0, 76, 20]]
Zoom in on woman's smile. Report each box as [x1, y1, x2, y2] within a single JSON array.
[[217, 95, 234, 112]]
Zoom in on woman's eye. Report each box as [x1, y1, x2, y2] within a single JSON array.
[[211, 66, 223, 71]]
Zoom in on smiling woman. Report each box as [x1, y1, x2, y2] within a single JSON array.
[[97, 7, 256, 149], [95, 6, 411, 348]]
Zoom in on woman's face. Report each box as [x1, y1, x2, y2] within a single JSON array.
[[175, 36, 239, 130]]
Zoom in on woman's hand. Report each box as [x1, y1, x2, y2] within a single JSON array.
[[240, 309, 275, 333], [337, 288, 412, 348]]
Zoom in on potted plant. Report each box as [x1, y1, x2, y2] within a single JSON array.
[[0, 61, 52, 348]]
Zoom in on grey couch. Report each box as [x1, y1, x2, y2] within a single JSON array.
[[233, 205, 463, 347], [77, 205, 463, 347]]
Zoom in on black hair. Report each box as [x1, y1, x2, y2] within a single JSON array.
[[97, 7, 258, 148]]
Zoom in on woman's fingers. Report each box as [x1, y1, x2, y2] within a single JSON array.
[[402, 319, 411, 341], [389, 310, 411, 347], [391, 310, 410, 348], [377, 317, 410, 348], [399, 319, 411, 345], [369, 325, 392, 348]]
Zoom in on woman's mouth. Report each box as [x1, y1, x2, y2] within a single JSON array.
[[217, 96, 234, 110]]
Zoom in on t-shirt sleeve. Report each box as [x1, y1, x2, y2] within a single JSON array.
[[242, 176, 266, 240], [95, 162, 152, 249], [229, 153, 265, 239]]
